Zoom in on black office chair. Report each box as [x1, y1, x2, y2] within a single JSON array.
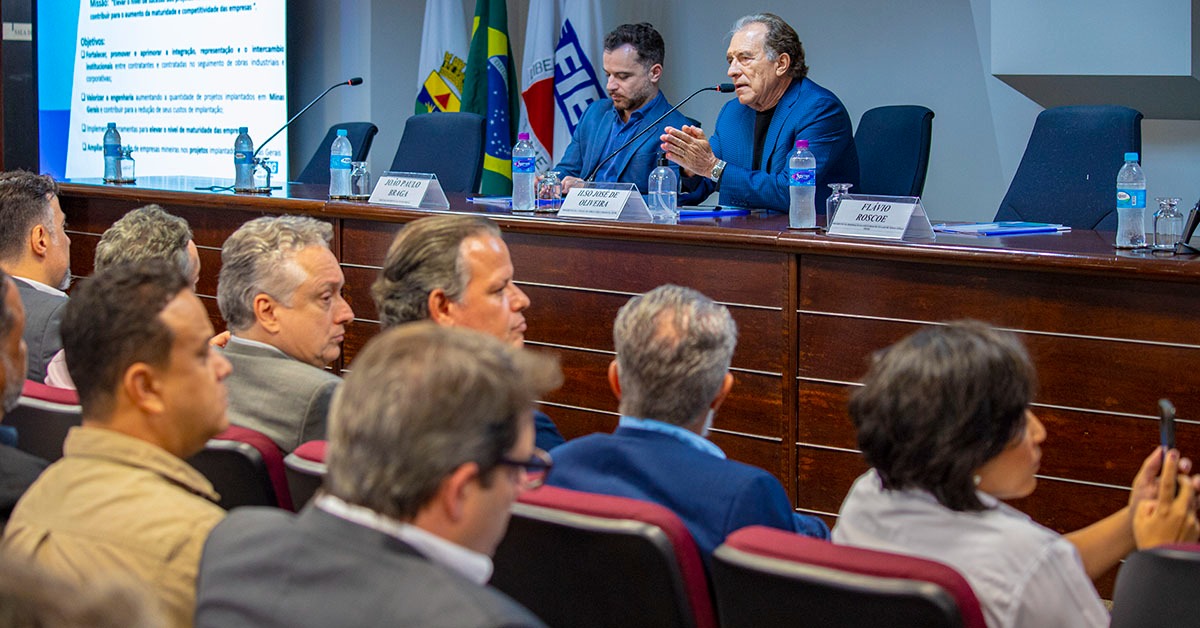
[[5, 381, 82, 463], [1111, 544, 1200, 627], [389, 112, 485, 194], [994, 105, 1142, 230], [186, 425, 293, 511], [854, 105, 934, 197], [294, 122, 379, 185]]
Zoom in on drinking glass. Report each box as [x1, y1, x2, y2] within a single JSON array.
[[350, 162, 372, 199]]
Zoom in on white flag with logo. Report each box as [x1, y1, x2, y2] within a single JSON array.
[[552, 0, 605, 163], [519, 0, 558, 172], [415, 0, 468, 114]]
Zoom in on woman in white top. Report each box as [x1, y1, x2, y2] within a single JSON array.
[[833, 320, 1198, 628]]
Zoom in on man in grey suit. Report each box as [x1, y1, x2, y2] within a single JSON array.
[[216, 215, 354, 452], [195, 323, 561, 628], [0, 172, 71, 383]]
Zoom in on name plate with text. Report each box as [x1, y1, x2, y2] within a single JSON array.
[[367, 171, 450, 209], [828, 195, 934, 241], [558, 186, 634, 220]]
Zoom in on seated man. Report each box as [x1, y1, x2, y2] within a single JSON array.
[[662, 13, 858, 211], [550, 23, 691, 193], [195, 324, 561, 628], [547, 284, 828, 562], [371, 214, 564, 450], [216, 215, 354, 452], [0, 171, 71, 382], [0, 268, 48, 525], [3, 261, 232, 628], [46, 203, 205, 388]]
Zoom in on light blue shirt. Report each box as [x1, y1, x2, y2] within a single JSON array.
[[617, 415, 725, 460]]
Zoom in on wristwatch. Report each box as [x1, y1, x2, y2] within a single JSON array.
[[709, 159, 727, 183]]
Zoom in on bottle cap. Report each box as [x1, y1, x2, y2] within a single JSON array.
[[1125, 152, 1139, 162], [107, 122, 116, 128], [239, 126, 248, 134], [518, 132, 530, 141], [337, 129, 348, 136], [658, 152, 669, 166], [795, 139, 809, 149]]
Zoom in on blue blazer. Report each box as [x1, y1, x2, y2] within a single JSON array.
[[546, 426, 827, 564], [552, 93, 691, 193], [687, 77, 859, 211]]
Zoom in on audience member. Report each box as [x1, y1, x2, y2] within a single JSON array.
[[546, 284, 828, 563], [662, 13, 858, 210], [0, 171, 71, 382], [46, 203, 204, 388], [833, 321, 1199, 628], [0, 552, 160, 628], [0, 269, 47, 525], [216, 215, 353, 452], [195, 323, 561, 628], [371, 214, 565, 450], [3, 261, 231, 628], [550, 23, 692, 193]]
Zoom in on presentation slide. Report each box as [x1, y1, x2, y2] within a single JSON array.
[[38, 0, 288, 182]]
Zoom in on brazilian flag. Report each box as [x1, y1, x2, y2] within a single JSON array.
[[462, 0, 520, 196]]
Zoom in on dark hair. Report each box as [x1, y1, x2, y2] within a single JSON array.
[[732, 13, 808, 80], [325, 323, 561, 520], [0, 171, 59, 263], [604, 23, 665, 69], [61, 260, 190, 417], [849, 321, 1037, 512]]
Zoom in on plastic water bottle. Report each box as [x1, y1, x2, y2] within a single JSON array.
[[788, 139, 817, 229], [1116, 152, 1146, 248], [233, 127, 255, 190], [103, 123, 121, 182], [648, 152, 678, 218], [512, 132, 536, 211], [329, 129, 352, 198]]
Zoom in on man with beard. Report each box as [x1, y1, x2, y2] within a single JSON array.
[[0, 172, 72, 383], [549, 23, 691, 193], [0, 268, 47, 525]]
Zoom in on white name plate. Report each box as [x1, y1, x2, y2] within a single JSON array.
[[367, 172, 450, 209], [828, 195, 935, 241], [558, 187, 633, 220]]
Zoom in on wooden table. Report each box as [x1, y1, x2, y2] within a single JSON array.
[[59, 177, 1200, 593]]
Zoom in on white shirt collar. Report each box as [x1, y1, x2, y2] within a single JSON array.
[[315, 494, 494, 585], [12, 275, 67, 298]]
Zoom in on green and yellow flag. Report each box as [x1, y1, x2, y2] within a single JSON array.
[[462, 0, 520, 195]]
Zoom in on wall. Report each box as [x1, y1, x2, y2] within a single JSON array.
[[290, 0, 1200, 222]]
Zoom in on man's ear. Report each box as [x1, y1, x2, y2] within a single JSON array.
[[608, 360, 622, 400], [428, 288, 455, 326], [436, 462, 480, 523], [649, 63, 663, 84], [28, 223, 50, 258], [123, 362, 165, 415], [253, 293, 282, 333], [775, 53, 791, 77], [710, 372, 734, 412]]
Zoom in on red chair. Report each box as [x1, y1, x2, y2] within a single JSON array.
[[712, 526, 986, 628], [187, 425, 293, 511], [283, 439, 327, 510], [490, 485, 716, 628], [4, 381, 82, 462]]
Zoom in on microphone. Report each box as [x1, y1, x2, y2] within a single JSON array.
[[585, 83, 734, 182], [251, 77, 364, 162]]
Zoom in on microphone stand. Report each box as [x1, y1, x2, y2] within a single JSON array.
[[237, 77, 364, 194], [584, 83, 733, 182]]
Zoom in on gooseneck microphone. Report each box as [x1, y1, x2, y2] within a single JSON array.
[[585, 82, 734, 182], [252, 76, 364, 162]]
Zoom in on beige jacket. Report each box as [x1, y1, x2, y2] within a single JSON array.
[[2, 426, 225, 628]]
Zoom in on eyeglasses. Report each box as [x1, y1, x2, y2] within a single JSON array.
[[498, 448, 554, 490]]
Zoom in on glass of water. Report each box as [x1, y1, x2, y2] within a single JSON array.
[[350, 162, 371, 199]]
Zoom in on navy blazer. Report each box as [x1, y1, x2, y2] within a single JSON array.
[[552, 93, 691, 193], [546, 425, 827, 564], [687, 77, 859, 211]]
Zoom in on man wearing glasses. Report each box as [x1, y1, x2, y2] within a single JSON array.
[[194, 324, 562, 628], [545, 285, 828, 565]]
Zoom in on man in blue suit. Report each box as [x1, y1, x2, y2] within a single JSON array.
[[662, 13, 858, 211], [551, 23, 691, 194], [546, 285, 828, 564]]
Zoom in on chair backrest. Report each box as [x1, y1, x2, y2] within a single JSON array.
[[994, 105, 1142, 230], [711, 526, 986, 628], [294, 122, 379, 185], [389, 112, 485, 194], [283, 439, 327, 510], [1111, 543, 1200, 627], [186, 425, 293, 511], [854, 105, 934, 197], [4, 381, 81, 462], [491, 485, 716, 628]]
